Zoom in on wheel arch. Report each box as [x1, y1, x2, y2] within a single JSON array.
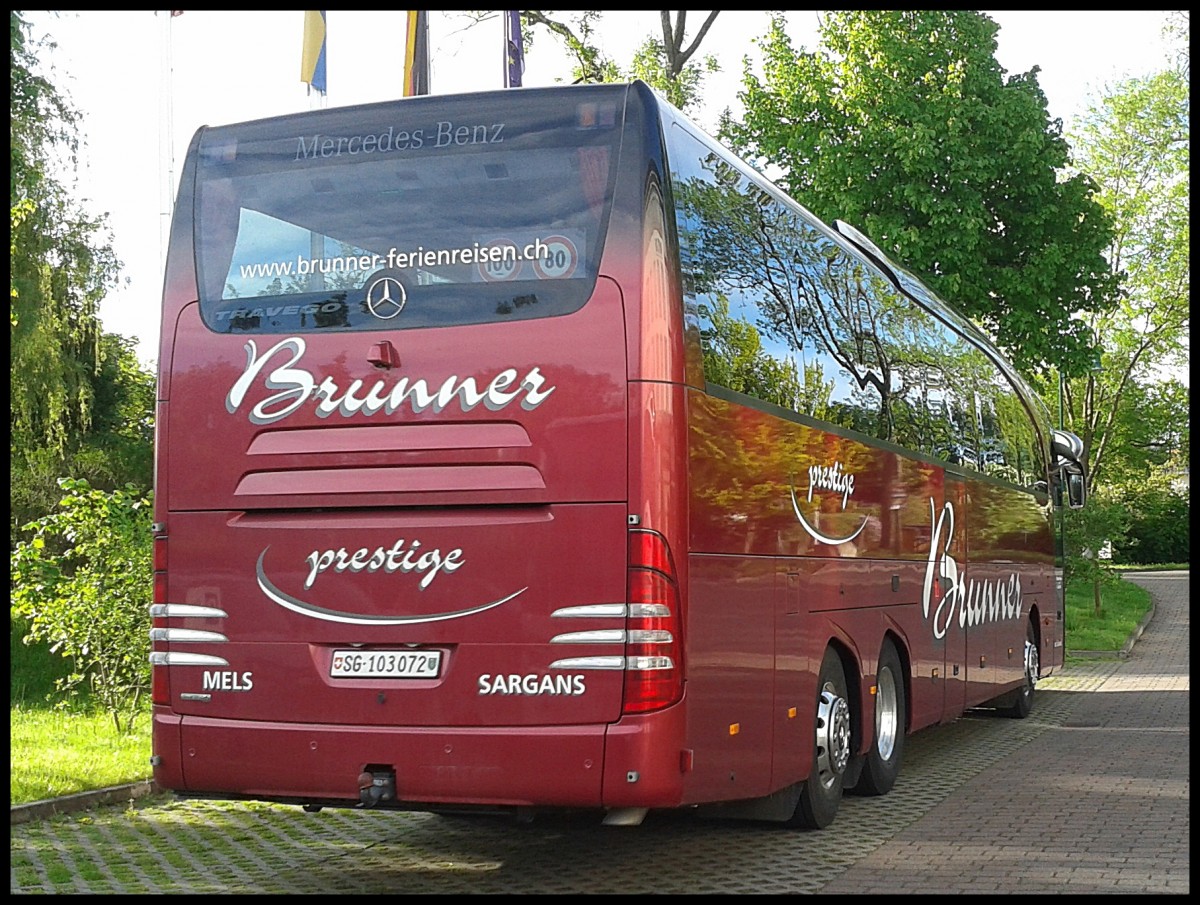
[[1026, 601, 1043, 669], [823, 634, 864, 758]]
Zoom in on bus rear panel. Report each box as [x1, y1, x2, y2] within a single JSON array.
[[152, 83, 698, 815]]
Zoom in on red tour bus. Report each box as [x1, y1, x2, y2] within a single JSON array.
[[150, 81, 1087, 829]]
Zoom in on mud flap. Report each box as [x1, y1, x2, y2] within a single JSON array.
[[693, 781, 805, 824]]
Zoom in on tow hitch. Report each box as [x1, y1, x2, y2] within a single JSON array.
[[358, 766, 396, 808]]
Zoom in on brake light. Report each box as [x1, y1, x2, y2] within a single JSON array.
[[151, 526, 169, 705], [151, 658, 170, 706], [153, 534, 168, 605], [623, 529, 683, 714]]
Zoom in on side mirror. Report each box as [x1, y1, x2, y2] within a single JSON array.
[[1050, 429, 1087, 509], [1065, 469, 1086, 510], [1051, 429, 1085, 466]]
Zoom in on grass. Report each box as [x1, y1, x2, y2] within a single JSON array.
[[1064, 572, 1155, 653], [6, 568, 1178, 806], [9, 616, 72, 704], [9, 704, 151, 805], [10, 616, 151, 806]]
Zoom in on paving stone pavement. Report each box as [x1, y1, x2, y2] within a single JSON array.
[[11, 572, 1188, 894], [819, 570, 1190, 895]]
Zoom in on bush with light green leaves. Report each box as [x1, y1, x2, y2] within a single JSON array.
[[10, 478, 152, 733]]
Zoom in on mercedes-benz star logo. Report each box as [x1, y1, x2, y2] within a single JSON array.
[[365, 276, 407, 319]]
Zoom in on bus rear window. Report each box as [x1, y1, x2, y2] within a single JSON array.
[[193, 88, 625, 333]]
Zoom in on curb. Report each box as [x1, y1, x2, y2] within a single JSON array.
[[1068, 601, 1155, 659], [1118, 599, 1156, 657], [10, 781, 162, 826], [1070, 595, 1152, 657], [1068, 573, 1164, 660]]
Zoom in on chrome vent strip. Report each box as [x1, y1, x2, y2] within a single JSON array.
[[549, 656, 625, 670], [149, 628, 229, 643], [550, 630, 626, 644], [150, 604, 229, 619], [551, 604, 627, 618], [149, 652, 229, 667]]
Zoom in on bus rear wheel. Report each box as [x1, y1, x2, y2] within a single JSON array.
[[788, 647, 851, 829], [1001, 619, 1039, 719], [850, 638, 905, 796]]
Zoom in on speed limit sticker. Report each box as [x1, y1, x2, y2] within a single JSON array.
[[532, 235, 578, 280], [478, 239, 523, 282]]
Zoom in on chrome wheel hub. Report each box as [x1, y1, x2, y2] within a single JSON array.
[[1024, 639, 1039, 692], [815, 687, 851, 788], [875, 667, 899, 761]]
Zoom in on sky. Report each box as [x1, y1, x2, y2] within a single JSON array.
[[22, 10, 1178, 369]]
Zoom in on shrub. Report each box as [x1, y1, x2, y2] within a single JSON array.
[[1063, 486, 1129, 605], [1119, 485, 1189, 565], [10, 478, 152, 733]]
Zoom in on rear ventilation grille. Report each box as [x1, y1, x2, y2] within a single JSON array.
[[235, 464, 545, 497]]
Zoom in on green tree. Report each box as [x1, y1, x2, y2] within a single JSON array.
[[513, 11, 622, 84], [10, 333, 155, 548], [71, 333, 156, 490], [1062, 486, 1129, 616], [1118, 474, 1189, 565], [1164, 10, 1188, 78], [11, 479, 153, 733], [1051, 16, 1188, 584], [10, 13, 152, 543], [10, 11, 119, 457], [725, 11, 1117, 377], [468, 11, 720, 111], [626, 12, 720, 111], [1054, 64, 1189, 494], [1070, 377, 1189, 489]]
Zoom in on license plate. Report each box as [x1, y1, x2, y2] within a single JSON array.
[[330, 649, 442, 679]]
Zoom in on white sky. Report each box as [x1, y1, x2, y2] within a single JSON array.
[[22, 10, 1177, 368]]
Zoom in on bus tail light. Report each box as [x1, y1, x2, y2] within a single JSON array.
[[623, 529, 683, 715], [151, 655, 170, 706], [151, 527, 169, 705], [153, 533, 168, 605]]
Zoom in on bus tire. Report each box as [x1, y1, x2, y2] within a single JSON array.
[[788, 646, 851, 829], [1001, 619, 1039, 719], [850, 639, 905, 797]]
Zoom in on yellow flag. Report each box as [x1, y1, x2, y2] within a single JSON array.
[[300, 11, 327, 95]]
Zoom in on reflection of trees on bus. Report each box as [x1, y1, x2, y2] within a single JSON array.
[[668, 130, 1047, 492], [699, 294, 803, 409]]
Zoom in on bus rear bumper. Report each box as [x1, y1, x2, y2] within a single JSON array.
[[152, 710, 685, 810]]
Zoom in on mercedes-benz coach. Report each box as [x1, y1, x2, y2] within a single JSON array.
[[150, 81, 1087, 829]]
